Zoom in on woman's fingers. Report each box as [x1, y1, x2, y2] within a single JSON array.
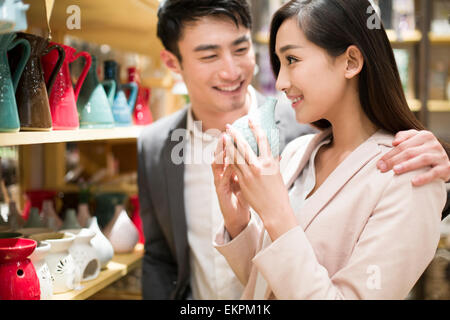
[[225, 124, 259, 166], [248, 118, 272, 159]]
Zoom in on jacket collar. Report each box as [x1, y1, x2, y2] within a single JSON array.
[[282, 128, 393, 230]]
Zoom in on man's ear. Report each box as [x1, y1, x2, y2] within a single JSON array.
[[160, 50, 182, 74], [344, 45, 364, 79]]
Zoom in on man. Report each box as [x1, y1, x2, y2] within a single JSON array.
[[138, 0, 450, 300]]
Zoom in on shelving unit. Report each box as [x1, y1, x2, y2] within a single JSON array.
[[0, 127, 144, 147], [51, 244, 143, 300], [0, 0, 165, 300]]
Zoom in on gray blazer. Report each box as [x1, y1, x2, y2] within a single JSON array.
[[137, 91, 317, 299]]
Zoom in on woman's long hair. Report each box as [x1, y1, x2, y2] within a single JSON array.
[[269, 0, 426, 134]]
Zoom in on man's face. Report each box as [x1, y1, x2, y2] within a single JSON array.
[[173, 17, 256, 115]]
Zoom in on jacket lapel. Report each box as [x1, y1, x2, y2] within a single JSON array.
[[162, 109, 191, 290], [282, 129, 387, 231]]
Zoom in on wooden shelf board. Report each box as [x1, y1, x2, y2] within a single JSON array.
[[51, 243, 144, 300], [407, 100, 450, 112], [386, 30, 422, 44], [429, 33, 450, 44], [0, 126, 145, 147], [429, 100, 450, 112], [255, 30, 423, 45]]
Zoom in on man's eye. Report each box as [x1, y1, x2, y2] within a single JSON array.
[[236, 47, 249, 54], [202, 55, 217, 60]]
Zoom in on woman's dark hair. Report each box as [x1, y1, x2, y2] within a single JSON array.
[[157, 0, 252, 62], [269, 0, 426, 133]]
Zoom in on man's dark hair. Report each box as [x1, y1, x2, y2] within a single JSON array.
[[157, 0, 252, 62]]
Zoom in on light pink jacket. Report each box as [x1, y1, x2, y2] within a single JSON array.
[[214, 128, 446, 300]]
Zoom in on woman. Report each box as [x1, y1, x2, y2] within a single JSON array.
[[211, 0, 447, 299]]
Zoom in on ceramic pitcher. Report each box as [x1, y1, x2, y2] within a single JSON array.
[[103, 60, 138, 127], [0, 32, 30, 132], [9, 32, 65, 131], [0, 238, 40, 300], [77, 55, 115, 129], [42, 42, 92, 130], [128, 67, 153, 125], [0, 0, 15, 34]]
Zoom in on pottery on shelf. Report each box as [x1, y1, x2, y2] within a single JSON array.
[[60, 208, 81, 230], [17, 227, 53, 238], [31, 232, 80, 294], [0, 238, 40, 300], [129, 195, 145, 244], [231, 97, 280, 157], [77, 203, 91, 228], [29, 240, 53, 300], [0, 32, 30, 132], [77, 55, 115, 129], [41, 199, 62, 231], [8, 201, 24, 230], [23, 207, 45, 228], [103, 205, 139, 254], [62, 228, 100, 282], [23, 190, 57, 221], [94, 192, 128, 229], [0, 231, 22, 238], [8, 32, 65, 131], [127, 67, 153, 125], [41, 42, 91, 130], [87, 216, 114, 270]]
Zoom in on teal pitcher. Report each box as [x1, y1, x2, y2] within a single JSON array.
[[76, 55, 115, 129], [0, 32, 30, 132], [102, 60, 138, 127]]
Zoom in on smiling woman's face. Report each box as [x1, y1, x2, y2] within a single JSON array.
[[275, 17, 348, 124]]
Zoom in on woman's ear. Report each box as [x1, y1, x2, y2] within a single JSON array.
[[160, 50, 182, 74], [344, 45, 364, 79]]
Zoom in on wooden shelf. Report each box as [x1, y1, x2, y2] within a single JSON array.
[[408, 99, 421, 112], [0, 126, 144, 147], [51, 243, 144, 300], [254, 30, 423, 45], [429, 33, 450, 44], [407, 100, 450, 112], [429, 100, 450, 112], [386, 29, 422, 44]]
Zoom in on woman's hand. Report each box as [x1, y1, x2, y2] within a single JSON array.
[[223, 119, 298, 241], [212, 134, 250, 239]]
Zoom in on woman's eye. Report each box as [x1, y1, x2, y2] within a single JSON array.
[[286, 56, 298, 65]]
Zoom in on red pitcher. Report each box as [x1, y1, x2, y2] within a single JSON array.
[[127, 67, 153, 126], [0, 238, 40, 300], [42, 42, 92, 130], [129, 195, 145, 244]]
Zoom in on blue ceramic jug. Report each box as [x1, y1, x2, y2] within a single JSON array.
[[0, 32, 30, 132], [102, 60, 138, 127], [76, 55, 115, 129]]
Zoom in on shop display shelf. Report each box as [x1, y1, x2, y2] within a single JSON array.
[[51, 243, 144, 300], [254, 29, 423, 45], [0, 126, 144, 147], [429, 33, 450, 44]]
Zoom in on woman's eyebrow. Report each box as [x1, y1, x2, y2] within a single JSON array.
[[279, 44, 303, 53]]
